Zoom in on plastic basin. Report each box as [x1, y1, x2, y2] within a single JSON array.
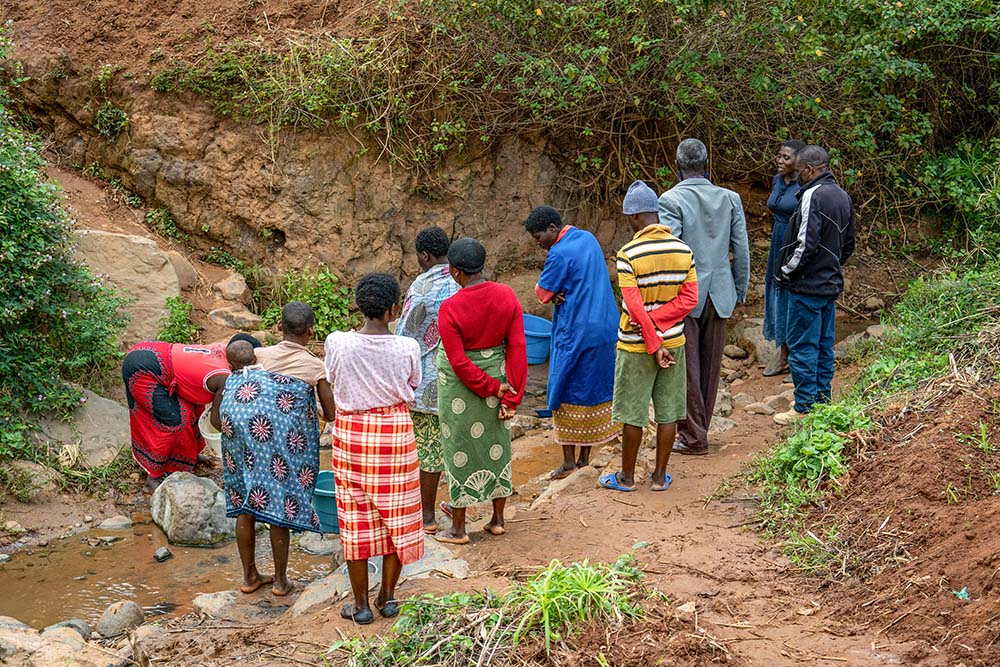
[[312, 470, 340, 534], [523, 314, 552, 365], [197, 409, 222, 458]]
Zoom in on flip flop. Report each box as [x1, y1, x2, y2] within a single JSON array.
[[439, 501, 453, 519], [433, 533, 470, 545], [341, 604, 374, 625], [598, 471, 636, 492], [422, 522, 439, 535], [650, 472, 673, 492]]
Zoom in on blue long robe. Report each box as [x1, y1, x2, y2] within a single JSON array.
[[537, 227, 619, 410]]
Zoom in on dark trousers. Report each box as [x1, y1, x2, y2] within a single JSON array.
[[677, 297, 727, 450], [786, 292, 836, 413]]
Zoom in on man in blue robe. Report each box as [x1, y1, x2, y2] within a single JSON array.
[[524, 206, 620, 479]]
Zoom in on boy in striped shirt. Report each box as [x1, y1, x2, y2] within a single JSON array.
[[600, 180, 698, 492]]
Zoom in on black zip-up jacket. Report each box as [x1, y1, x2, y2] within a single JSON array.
[[773, 172, 855, 296]]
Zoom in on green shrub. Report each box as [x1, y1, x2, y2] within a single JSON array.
[[0, 31, 128, 449], [94, 100, 129, 139], [259, 268, 354, 338], [158, 296, 200, 343], [144, 207, 187, 240]]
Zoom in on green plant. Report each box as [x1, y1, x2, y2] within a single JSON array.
[[258, 268, 354, 338], [94, 100, 129, 139], [987, 470, 1000, 493], [0, 27, 128, 456], [158, 296, 200, 343], [144, 207, 187, 240], [94, 63, 122, 95], [958, 421, 995, 454], [59, 449, 139, 496], [945, 482, 961, 504], [0, 465, 33, 503]]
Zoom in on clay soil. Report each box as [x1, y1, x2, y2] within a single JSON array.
[[803, 384, 1000, 667]]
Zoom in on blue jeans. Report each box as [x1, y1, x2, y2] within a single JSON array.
[[786, 292, 837, 413]]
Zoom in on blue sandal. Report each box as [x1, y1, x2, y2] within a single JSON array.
[[650, 472, 673, 492], [598, 471, 637, 492]]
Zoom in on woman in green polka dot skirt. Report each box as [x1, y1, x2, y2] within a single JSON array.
[[433, 239, 528, 544]]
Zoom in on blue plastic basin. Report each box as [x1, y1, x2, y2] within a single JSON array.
[[312, 470, 340, 534], [523, 314, 552, 365]]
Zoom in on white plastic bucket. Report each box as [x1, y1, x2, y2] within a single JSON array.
[[197, 408, 222, 458]]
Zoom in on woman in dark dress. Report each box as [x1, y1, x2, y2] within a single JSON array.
[[762, 139, 805, 376]]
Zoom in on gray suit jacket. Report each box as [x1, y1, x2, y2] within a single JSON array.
[[657, 178, 750, 319]]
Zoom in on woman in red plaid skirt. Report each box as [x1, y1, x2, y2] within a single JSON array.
[[324, 273, 424, 625]]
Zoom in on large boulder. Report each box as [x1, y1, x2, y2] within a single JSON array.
[[208, 304, 262, 330], [73, 229, 180, 343], [166, 250, 198, 290], [0, 620, 117, 666], [728, 317, 776, 366], [150, 472, 235, 546], [213, 272, 251, 303], [32, 390, 130, 470]]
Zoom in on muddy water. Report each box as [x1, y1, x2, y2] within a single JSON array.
[[0, 526, 333, 629]]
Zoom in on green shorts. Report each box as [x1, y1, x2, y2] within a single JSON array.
[[611, 346, 687, 427], [411, 411, 444, 473]]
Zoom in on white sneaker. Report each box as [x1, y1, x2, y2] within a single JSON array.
[[773, 407, 806, 425]]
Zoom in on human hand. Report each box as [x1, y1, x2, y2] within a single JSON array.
[[654, 347, 674, 369], [551, 292, 566, 306], [495, 383, 513, 399], [498, 405, 516, 421]]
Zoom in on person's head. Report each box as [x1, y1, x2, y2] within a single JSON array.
[[446, 237, 487, 288], [795, 145, 831, 185], [622, 180, 660, 232], [226, 339, 256, 371], [676, 138, 709, 178], [279, 300, 315, 341], [228, 333, 262, 349], [415, 226, 451, 271], [355, 272, 401, 323], [777, 139, 806, 177], [523, 205, 565, 250]]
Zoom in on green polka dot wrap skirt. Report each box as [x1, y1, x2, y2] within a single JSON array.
[[436, 345, 513, 508]]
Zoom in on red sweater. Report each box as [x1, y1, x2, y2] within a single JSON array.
[[438, 282, 528, 409]]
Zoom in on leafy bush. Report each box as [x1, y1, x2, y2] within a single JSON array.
[[157, 296, 200, 343], [258, 268, 354, 338], [0, 32, 128, 447], [94, 100, 129, 139], [144, 207, 187, 240]]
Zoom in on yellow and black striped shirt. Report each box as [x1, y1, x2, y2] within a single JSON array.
[[615, 225, 697, 352]]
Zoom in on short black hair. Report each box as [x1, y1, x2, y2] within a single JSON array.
[[226, 340, 256, 370], [782, 139, 806, 152], [355, 272, 401, 320], [281, 300, 315, 336], [228, 333, 262, 348], [415, 227, 450, 258], [797, 145, 830, 168], [524, 205, 564, 234]]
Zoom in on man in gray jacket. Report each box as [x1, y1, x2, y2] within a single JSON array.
[[658, 138, 750, 455]]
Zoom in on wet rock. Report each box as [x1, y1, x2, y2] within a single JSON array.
[[708, 417, 737, 435], [73, 229, 180, 343], [193, 591, 238, 619], [864, 296, 885, 310], [213, 272, 251, 303], [167, 250, 198, 290], [96, 600, 144, 637], [98, 515, 133, 530], [32, 389, 130, 470], [732, 393, 755, 408], [0, 616, 29, 630], [150, 472, 235, 546], [729, 317, 776, 365], [745, 402, 776, 416], [0, 554, 10, 564], [153, 546, 173, 562], [208, 304, 262, 330], [298, 533, 344, 562], [42, 619, 91, 640], [713, 389, 733, 417], [5, 461, 62, 502], [723, 344, 748, 359]]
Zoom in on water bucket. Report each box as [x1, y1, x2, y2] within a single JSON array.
[[523, 314, 552, 365], [312, 470, 340, 534], [197, 409, 222, 458]]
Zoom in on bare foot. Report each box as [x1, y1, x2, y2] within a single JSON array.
[[422, 521, 439, 535], [549, 463, 577, 480], [483, 522, 505, 536], [142, 476, 163, 494], [196, 454, 216, 467], [433, 529, 469, 545], [240, 574, 274, 594], [271, 578, 294, 596]]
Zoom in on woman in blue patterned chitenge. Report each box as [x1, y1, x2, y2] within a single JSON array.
[[213, 339, 322, 597]]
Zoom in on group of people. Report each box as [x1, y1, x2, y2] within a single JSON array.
[[120, 135, 854, 625]]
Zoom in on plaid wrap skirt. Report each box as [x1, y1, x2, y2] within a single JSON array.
[[331, 403, 424, 564]]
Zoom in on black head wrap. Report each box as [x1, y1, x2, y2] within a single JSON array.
[[447, 237, 486, 274]]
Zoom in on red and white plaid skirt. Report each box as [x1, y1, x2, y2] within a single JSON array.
[[332, 403, 424, 564]]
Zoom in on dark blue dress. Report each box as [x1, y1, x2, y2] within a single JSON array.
[[764, 174, 800, 346]]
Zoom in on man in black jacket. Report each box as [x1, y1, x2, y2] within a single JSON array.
[[772, 145, 855, 424]]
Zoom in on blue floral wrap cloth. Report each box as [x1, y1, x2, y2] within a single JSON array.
[[220, 369, 322, 532]]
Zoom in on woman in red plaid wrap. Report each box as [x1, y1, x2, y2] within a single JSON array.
[[324, 273, 424, 625]]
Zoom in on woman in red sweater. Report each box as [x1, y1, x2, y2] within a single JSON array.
[[434, 238, 528, 544]]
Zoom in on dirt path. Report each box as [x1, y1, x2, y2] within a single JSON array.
[[131, 370, 920, 666]]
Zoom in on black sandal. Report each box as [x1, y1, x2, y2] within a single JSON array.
[[378, 600, 400, 618], [341, 603, 374, 625]]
